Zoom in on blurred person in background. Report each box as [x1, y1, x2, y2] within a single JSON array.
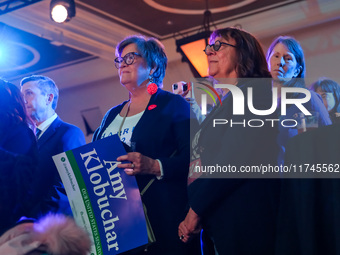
[[0, 214, 91, 255], [267, 38, 337, 255], [310, 77, 340, 124], [0, 79, 37, 234], [266, 36, 331, 165], [172, 81, 208, 124], [20, 75, 86, 217]]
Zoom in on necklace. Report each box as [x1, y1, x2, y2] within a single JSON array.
[[117, 100, 131, 139]]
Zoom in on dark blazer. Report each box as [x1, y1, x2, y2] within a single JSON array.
[[0, 122, 37, 234], [188, 79, 281, 255], [93, 89, 199, 255], [30, 116, 86, 217], [276, 123, 340, 255]]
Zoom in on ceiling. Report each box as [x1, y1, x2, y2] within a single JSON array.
[[0, 0, 339, 89], [77, 0, 300, 39]]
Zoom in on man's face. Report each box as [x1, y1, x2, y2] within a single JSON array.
[[21, 81, 50, 121]]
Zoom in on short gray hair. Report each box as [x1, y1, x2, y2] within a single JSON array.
[[116, 35, 167, 87], [20, 75, 59, 110]]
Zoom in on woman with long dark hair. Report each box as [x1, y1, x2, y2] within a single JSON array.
[[0, 79, 37, 234]]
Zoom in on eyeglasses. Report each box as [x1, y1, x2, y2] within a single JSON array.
[[321, 92, 334, 100], [114, 52, 141, 69], [203, 40, 236, 55], [172, 82, 188, 92]]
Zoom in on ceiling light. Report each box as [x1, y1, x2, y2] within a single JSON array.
[[175, 10, 213, 78], [176, 31, 210, 77], [50, 0, 76, 23]]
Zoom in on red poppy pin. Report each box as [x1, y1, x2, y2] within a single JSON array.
[[148, 104, 157, 110], [147, 83, 158, 95]]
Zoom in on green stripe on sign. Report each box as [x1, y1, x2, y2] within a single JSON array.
[[66, 151, 103, 255]]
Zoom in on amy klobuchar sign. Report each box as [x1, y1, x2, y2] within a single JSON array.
[[53, 135, 148, 255]]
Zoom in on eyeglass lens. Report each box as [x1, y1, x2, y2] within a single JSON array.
[[204, 41, 222, 54], [212, 41, 222, 51], [115, 52, 137, 68]]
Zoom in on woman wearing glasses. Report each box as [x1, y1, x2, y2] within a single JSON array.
[[92, 36, 199, 255], [178, 27, 280, 255]]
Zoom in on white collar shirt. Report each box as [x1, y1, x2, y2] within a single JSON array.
[[36, 113, 58, 139]]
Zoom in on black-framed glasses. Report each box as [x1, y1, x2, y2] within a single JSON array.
[[203, 40, 236, 55], [114, 52, 141, 69]]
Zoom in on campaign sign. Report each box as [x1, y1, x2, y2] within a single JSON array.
[[53, 135, 148, 255]]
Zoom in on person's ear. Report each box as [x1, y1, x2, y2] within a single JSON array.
[[293, 66, 302, 78], [46, 93, 54, 105], [149, 66, 156, 76]]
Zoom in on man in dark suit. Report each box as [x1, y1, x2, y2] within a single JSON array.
[[21, 75, 86, 217]]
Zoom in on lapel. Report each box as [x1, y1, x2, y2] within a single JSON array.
[[37, 117, 62, 148], [95, 102, 127, 141], [131, 88, 163, 139]]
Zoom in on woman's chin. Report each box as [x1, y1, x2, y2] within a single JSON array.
[[120, 79, 131, 86], [272, 76, 293, 83]]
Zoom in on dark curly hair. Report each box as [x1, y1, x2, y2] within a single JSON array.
[[210, 27, 271, 78], [0, 79, 33, 133]]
